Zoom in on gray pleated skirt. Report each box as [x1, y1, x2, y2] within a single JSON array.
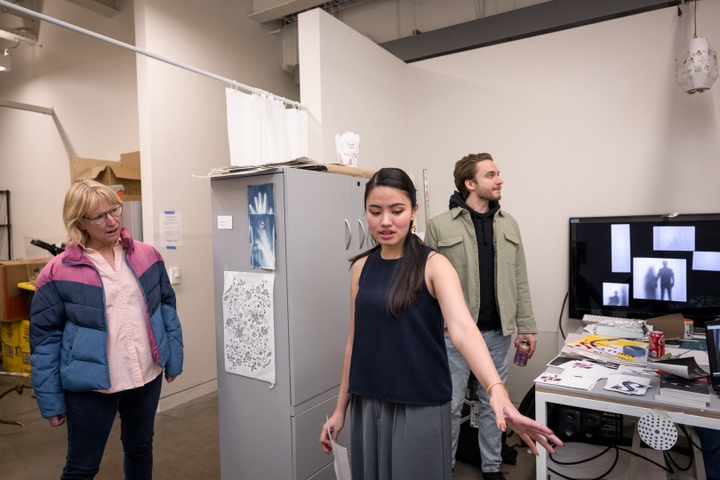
[[349, 395, 452, 480]]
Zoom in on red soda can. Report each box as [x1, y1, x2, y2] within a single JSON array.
[[649, 331, 665, 359]]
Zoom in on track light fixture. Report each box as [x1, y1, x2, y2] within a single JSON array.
[[0, 48, 10, 72]]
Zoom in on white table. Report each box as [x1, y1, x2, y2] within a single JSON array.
[[534, 374, 720, 479]]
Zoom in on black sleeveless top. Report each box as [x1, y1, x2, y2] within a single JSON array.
[[348, 247, 452, 405]]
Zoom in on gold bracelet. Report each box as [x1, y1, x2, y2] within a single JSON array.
[[485, 381, 508, 398]]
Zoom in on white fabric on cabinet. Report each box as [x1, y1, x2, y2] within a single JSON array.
[[226, 88, 307, 166]]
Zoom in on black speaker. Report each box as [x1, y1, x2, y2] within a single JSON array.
[[557, 407, 581, 439], [581, 411, 602, 442], [550, 405, 623, 445]]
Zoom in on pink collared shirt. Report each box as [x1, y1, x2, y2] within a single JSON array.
[[84, 241, 162, 393]]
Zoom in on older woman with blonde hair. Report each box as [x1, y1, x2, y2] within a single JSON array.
[[30, 179, 183, 480]]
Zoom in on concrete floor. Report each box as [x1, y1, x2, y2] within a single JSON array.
[[0, 373, 221, 480], [0, 373, 537, 479]]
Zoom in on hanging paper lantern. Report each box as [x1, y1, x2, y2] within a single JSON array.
[[675, 36, 719, 94]]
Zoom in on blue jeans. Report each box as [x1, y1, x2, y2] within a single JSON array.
[[62, 374, 163, 480], [445, 330, 511, 473]]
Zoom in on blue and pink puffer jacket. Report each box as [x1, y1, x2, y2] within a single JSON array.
[[29, 228, 183, 419]]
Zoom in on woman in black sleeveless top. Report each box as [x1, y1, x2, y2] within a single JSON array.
[[319, 168, 561, 479]]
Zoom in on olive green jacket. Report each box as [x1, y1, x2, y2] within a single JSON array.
[[424, 206, 537, 336]]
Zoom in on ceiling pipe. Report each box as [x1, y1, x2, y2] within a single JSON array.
[[0, 0, 303, 108], [0, 98, 54, 115]]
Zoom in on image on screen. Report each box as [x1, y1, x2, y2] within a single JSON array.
[[603, 283, 629, 307], [653, 226, 695, 251], [632, 257, 687, 302]]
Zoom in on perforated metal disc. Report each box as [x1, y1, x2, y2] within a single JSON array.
[[637, 411, 678, 450]]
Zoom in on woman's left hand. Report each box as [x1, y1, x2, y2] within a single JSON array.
[[166, 375, 177, 383]]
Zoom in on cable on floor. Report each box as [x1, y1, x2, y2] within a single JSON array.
[[548, 444, 619, 480], [547, 437, 699, 479], [663, 448, 693, 472]]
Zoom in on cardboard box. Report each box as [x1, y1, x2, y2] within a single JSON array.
[[2, 343, 27, 373], [20, 319, 29, 350], [70, 151, 142, 201], [1, 320, 20, 346], [2, 342, 20, 372], [0, 259, 48, 322], [1, 320, 31, 373], [1, 319, 28, 344], [19, 347, 31, 374]]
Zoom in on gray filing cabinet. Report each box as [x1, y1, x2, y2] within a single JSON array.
[[211, 167, 368, 479]]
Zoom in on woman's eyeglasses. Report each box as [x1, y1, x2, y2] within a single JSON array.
[[84, 204, 123, 225]]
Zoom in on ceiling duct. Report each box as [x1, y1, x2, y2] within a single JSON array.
[[65, 0, 120, 18], [0, 0, 40, 46], [281, 0, 374, 25]]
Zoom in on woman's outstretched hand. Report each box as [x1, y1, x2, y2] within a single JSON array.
[[488, 392, 563, 455], [503, 407, 563, 455]]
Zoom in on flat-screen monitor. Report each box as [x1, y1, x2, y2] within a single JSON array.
[[569, 213, 720, 325]]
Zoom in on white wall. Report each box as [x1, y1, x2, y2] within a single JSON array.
[[0, 0, 140, 259], [132, 0, 298, 408], [298, 8, 408, 169], [0, 0, 298, 409], [299, 5, 720, 402], [403, 5, 720, 396]]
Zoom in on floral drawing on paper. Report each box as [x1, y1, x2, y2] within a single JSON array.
[[222, 271, 275, 386]]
